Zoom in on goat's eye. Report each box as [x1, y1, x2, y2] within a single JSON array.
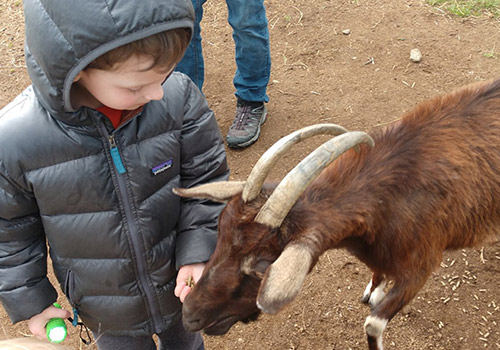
[[240, 270, 261, 280], [253, 270, 264, 279], [253, 259, 272, 276]]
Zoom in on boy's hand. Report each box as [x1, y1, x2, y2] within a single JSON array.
[[175, 263, 205, 303], [27, 304, 71, 340]]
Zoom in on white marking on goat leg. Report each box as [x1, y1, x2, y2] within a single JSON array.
[[364, 315, 388, 350], [362, 279, 373, 303], [256, 244, 312, 314], [368, 279, 387, 308]]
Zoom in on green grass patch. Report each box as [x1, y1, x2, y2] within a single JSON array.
[[427, 0, 500, 17], [483, 47, 498, 58]]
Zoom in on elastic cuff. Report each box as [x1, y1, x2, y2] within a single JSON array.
[[237, 96, 265, 108]]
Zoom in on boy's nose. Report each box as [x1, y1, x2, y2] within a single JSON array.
[[143, 84, 164, 101]]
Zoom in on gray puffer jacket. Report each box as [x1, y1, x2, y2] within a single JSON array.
[[0, 0, 228, 336]]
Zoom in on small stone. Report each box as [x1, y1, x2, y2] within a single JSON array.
[[410, 48, 422, 62], [342, 29, 351, 35]]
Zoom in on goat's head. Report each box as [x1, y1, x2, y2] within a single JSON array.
[[174, 124, 374, 335]]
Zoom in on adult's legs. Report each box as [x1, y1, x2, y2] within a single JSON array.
[[226, 0, 271, 103], [175, 0, 208, 91]]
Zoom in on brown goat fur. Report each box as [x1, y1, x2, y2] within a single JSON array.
[[178, 78, 500, 349]]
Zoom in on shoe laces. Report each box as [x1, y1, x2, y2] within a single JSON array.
[[232, 105, 262, 130]]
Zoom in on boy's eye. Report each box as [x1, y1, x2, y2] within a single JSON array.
[[128, 87, 141, 93]]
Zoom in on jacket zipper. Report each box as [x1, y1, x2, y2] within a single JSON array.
[[109, 135, 126, 174], [98, 122, 164, 332]]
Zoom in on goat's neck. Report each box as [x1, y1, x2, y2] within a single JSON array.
[[280, 151, 397, 261], [279, 190, 375, 264]]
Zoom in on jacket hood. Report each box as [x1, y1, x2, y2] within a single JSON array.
[[23, 0, 194, 118]]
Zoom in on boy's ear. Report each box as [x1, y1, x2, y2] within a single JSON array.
[[73, 72, 82, 82]]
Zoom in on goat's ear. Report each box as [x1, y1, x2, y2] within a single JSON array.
[[256, 243, 313, 314], [173, 181, 245, 203]]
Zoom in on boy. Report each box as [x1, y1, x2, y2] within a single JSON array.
[[0, 0, 228, 349]]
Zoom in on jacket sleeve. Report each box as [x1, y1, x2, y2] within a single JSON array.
[[0, 165, 58, 323], [174, 76, 230, 269]]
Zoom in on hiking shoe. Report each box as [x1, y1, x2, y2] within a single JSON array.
[[226, 103, 267, 149]]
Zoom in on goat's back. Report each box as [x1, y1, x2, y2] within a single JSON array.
[[314, 78, 500, 267]]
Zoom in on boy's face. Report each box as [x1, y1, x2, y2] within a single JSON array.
[[74, 55, 173, 110]]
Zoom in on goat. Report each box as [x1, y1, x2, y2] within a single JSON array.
[[173, 78, 500, 350]]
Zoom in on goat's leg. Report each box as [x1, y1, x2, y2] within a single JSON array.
[[361, 272, 386, 308], [364, 272, 430, 350]]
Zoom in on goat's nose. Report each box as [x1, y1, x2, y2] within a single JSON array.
[[182, 304, 203, 332], [182, 298, 196, 320]]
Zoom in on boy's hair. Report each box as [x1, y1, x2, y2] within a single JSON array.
[[86, 28, 191, 71]]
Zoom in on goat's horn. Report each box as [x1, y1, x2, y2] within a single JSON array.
[[254, 131, 375, 228], [242, 124, 349, 202], [172, 181, 245, 202]]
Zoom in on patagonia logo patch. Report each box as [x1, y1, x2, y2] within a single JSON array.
[[151, 159, 173, 176]]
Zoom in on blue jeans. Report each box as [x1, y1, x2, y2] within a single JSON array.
[[176, 0, 270, 103]]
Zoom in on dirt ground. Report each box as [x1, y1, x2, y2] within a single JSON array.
[[1, 0, 500, 349]]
